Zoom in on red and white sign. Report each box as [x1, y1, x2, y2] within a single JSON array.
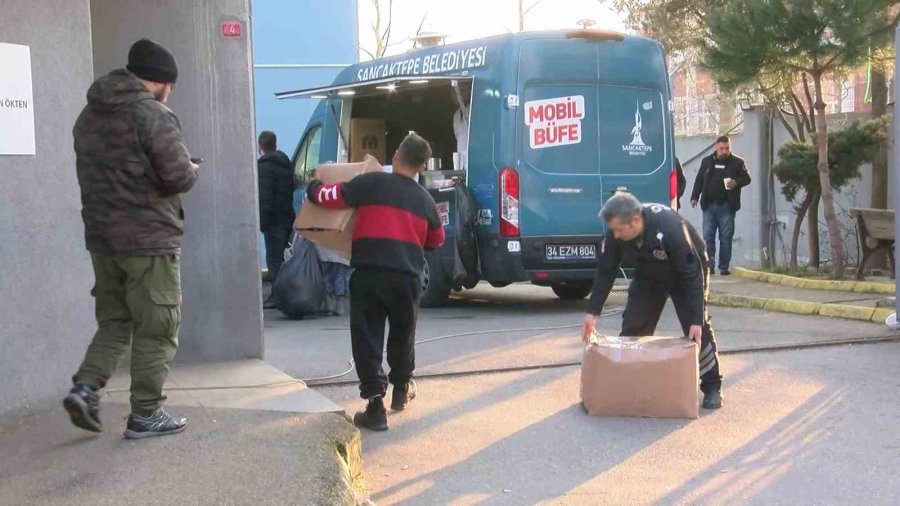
[[221, 21, 242, 38], [525, 95, 585, 150]]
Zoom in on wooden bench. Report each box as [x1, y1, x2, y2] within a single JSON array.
[[850, 208, 895, 280]]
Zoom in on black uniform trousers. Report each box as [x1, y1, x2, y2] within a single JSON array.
[[349, 268, 421, 399], [620, 273, 723, 393]]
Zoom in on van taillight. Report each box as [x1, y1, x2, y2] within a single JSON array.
[[500, 168, 520, 238], [669, 168, 679, 208]]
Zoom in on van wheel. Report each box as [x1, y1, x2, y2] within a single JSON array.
[[420, 251, 451, 308], [551, 282, 593, 300]]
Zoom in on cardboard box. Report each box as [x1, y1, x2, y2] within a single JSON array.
[[350, 118, 386, 163], [581, 335, 699, 419], [294, 155, 384, 258]]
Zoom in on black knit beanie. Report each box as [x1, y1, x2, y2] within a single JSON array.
[[126, 39, 178, 84]]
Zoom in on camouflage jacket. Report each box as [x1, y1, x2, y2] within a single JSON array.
[[74, 69, 198, 256]]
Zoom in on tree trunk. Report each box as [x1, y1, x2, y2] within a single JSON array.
[[791, 193, 814, 271], [869, 68, 889, 270], [807, 192, 821, 268], [812, 71, 844, 279]]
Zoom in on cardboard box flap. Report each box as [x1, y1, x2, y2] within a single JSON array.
[[315, 154, 383, 184]]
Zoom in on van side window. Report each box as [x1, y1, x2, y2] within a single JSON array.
[[304, 127, 322, 180], [292, 125, 322, 185]]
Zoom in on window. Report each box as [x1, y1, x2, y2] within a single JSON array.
[[292, 125, 322, 185]]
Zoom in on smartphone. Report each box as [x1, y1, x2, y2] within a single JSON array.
[[190, 158, 204, 165]]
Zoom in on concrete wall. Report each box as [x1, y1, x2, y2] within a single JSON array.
[[90, 0, 264, 361], [676, 108, 894, 269], [0, 0, 96, 414]]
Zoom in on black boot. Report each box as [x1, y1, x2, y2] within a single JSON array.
[[124, 409, 188, 439], [703, 390, 723, 410], [63, 384, 103, 433], [391, 380, 417, 411], [353, 397, 388, 431]]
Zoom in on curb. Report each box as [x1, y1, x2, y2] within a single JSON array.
[[709, 293, 894, 324], [732, 267, 895, 295]]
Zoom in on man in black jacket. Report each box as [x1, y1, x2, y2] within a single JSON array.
[[257, 131, 295, 300], [690, 136, 751, 275], [582, 193, 723, 409]]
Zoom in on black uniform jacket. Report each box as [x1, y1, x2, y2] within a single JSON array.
[[587, 204, 708, 326]]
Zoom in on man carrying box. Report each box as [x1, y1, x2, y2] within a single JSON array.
[[306, 133, 445, 431], [582, 192, 724, 410]]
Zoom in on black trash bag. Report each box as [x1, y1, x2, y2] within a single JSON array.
[[273, 236, 326, 318]]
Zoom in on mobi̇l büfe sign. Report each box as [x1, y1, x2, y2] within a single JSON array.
[[0, 43, 36, 156], [525, 95, 585, 149]]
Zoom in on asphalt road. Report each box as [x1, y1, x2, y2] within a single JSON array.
[[264, 282, 900, 505]]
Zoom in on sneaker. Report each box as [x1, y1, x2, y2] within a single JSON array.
[[353, 397, 388, 431], [63, 384, 103, 433], [703, 390, 723, 410], [124, 409, 188, 439], [720, 269, 731, 276], [391, 380, 417, 411]]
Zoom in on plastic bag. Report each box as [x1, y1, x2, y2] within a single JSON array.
[[273, 236, 326, 318]]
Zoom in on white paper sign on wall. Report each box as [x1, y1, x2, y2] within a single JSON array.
[[0, 43, 36, 155]]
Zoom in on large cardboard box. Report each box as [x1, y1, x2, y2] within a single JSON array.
[[581, 335, 699, 419], [294, 155, 384, 258], [350, 118, 386, 163]]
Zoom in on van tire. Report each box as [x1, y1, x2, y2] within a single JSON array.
[[551, 282, 593, 300], [420, 251, 451, 308]]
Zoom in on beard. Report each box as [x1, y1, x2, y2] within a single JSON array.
[[153, 87, 168, 104]]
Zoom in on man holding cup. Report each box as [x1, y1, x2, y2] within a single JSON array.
[[690, 135, 751, 275]]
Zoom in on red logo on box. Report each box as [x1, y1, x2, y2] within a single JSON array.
[[222, 21, 242, 38]]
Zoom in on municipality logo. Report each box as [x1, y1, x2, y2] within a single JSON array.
[[622, 101, 653, 157]]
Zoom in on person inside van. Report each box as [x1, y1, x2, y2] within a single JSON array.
[[306, 133, 445, 431]]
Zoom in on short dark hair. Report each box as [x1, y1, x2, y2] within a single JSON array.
[[600, 192, 643, 222], [258, 131, 277, 153], [396, 133, 432, 168], [715, 135, 731, 145]]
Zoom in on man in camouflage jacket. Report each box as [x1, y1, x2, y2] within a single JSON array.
[[64, 39, 198, 440]]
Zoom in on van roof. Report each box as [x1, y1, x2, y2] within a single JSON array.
[[286, 30, 663, 95]]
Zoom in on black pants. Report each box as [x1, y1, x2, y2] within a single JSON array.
[[264, 225, 292, 283], [350, 269, 421, 399], [620, 275, 723, 393]]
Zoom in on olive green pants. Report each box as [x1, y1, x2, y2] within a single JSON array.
[[74, 253, 182, 416]]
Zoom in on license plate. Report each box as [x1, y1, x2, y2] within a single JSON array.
[[545, 244, 597, 261]]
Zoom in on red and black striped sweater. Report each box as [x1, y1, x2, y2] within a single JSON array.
[[307, 172, 445, 276]]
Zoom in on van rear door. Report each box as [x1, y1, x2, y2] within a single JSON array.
[[596, 86, 669, 204], [516, 39, 602, 238]]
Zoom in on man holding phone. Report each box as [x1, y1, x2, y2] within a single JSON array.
[[66, 38, 199, 439]]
